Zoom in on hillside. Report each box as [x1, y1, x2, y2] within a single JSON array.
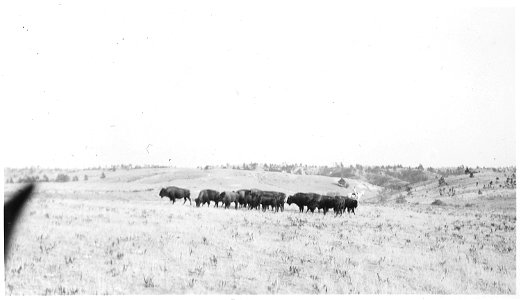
[[368, 169, 516, 212], [3, 167, 516, 294], [4, 167, 381, 202]]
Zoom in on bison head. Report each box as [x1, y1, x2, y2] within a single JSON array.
[[159, 188, 166, 198]]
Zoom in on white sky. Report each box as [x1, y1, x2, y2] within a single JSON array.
[[0, 1, 517, 168]]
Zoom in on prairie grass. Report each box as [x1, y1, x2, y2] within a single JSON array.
[[4, 168, 516, 294]]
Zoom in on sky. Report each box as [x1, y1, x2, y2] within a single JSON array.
[[0, 1, 517, 169]]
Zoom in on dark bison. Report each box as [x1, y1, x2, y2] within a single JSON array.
[[287, 192, 321, 213], [219, 191, 240, 209], [248, 189, 262, 210], [333, 196, 347, 215], [195, 189, 220, 207], [275, 192, 286, 212], [317, 195, 337, 215], [344, 197, 358, 214], [159, 186, 192, 205], [236, 189, 252, 208], [251, 190, 286, 212]]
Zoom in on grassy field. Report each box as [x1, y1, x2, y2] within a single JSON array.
[[3, 168, 516, 294]]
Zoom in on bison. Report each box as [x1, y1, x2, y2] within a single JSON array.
[[317, 195, 337, 215], [219, 191, 240, 209], [344, 197, 358, 215], [333, 196, 349, 215], [287, 192, 321, 213], [275, 192, 286, 212], [159, 186, 192, 205], [236, 189, 252, 208], [195, 189, 220, 207], [248, 189, 263, 210], [251, 190, 286, 212]]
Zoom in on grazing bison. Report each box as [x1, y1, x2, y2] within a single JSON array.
[[159, 186, 192, 205], [287, 192, 322, 213], [219, 191, 240, 209], [195, 189, 220, 207]]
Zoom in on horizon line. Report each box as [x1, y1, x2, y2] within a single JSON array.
[[3, 162, 517, 171]]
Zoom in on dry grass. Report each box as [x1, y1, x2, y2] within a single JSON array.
[[4, 168, 516, 294]]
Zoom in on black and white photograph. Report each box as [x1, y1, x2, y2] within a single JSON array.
[[1, 0, 518, 295]]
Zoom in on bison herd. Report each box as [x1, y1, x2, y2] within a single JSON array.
[[159, 186, 359, 216]]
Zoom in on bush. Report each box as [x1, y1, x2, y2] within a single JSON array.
[[100, 172, 106, 179], [72, 176, 79, 182], [17, 176, 39, 183], [395, 194, 407, 204], [431, 199, 446, 206], [42, 174, 49, 182], [55, 174, 70, 182], [84, 175, 88, 181], [396, 169, 429, 184]]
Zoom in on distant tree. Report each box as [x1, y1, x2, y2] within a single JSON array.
[[17, 175, 39, 183], [55, 173, 70, 182], [417, 164, 424, 171], [84, 174, 88, 181], [42, 174, 49, 182], [72, 175, 79, 182], [100, 172, 106, 179]]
